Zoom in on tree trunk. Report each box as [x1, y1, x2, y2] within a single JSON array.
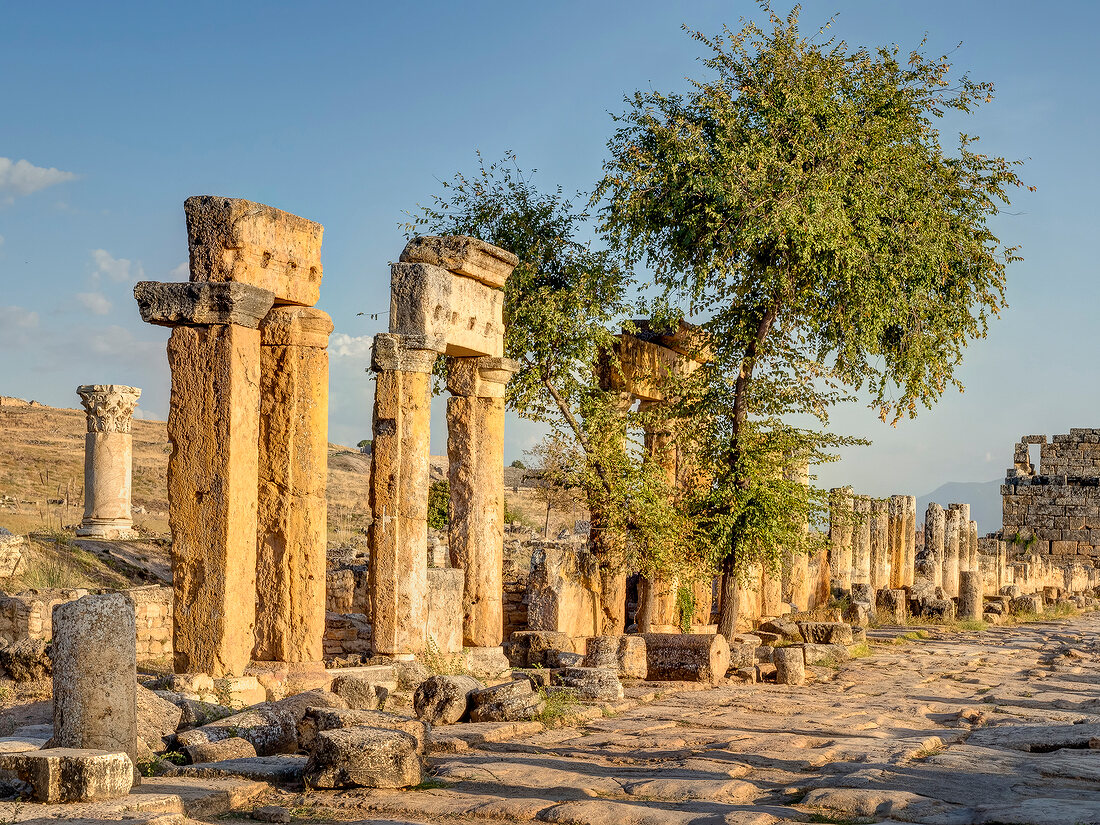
[[716, 554, 739, 639], [588, 502, 626, 635], [635, 576, 655, 633]]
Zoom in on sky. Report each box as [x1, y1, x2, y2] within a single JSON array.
[[1, 0, 1097, 503]]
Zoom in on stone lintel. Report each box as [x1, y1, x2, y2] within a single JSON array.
[[629, 318, 712, 362], [134, 281, 275, 329], [260, 306, 334, 348], [76, 385, 141, 433], [400, 235, 518, 289], [389, 262, 504, 358], [371, 333, 439, 373], [446, 356, 520, 398], [185, 195, 323, 307]]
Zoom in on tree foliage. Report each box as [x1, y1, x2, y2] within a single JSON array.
[[598, 5, 1027, 632]]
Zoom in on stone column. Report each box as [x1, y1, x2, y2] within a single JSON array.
[[969, 521, 979, 574], [636, 400, 680, 632], [254, 307, 333, 664], [949, 504, 971, 571], [852, 496, 872, 586], [943, 507, 962, 598], [888, 495, 907, 589], [52, 593, 138, 780], [782, 459, 811, 611], [869, 498, 890, 591], [958, 570, 982, 621], [447, 355, 519, 649], [828, 486, 854, 597], [135, 280, 274, 677], [925, 503, 945, 589], [902, 495, 917, 587], [369, 333, 437, 657], [76, 385, 141, 539]]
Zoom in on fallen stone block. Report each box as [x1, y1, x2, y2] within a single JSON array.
[[468, 694, 545, 723], [138, 685, 184, 747], [554, 667, 624, 701], [462, 646, 511, 679], [413, 675, 484, 725], [583, 636, 647, 679], [155, 691, 234, 729], [134, 281, 275, 328], [641, 633, 731, 684], [797, 621, 854, 645], [269, 688, 348, 724], [298, 707, 428, 752], [184, 737, 258, 764], [330, 674, 389, 710], [0, 529, 26, 578], [304, 727, 423, 789], [506, 630, 573, 668], [0, 638, 51, 682], [1011, 594, 1044, 615], [166, 754, 306, 783], [773, 646, 805, 685], [876, 589, 908, 625], [175, 704, 296, 756], [0, 748, 132, 802], [757, 618, 802, 643], [802, 643, 851, 666]]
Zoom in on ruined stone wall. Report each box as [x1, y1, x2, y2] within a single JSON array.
[[1003, 431, 1100, 561]]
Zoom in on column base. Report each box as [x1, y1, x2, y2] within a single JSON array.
[[246, 660, 330, 701], [77, 521, 137, 540]]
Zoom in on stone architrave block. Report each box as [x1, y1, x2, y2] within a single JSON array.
[[640, 633, 730, 685], [603, 334, 701, 402], [0, 749, 133, 802], [400, 235, 519, 290], [389, 262, 505, 358], [134, 281, 275, 328], [185, 196, 323, 307]]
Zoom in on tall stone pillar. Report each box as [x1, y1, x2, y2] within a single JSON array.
[[828, 487, 854, 596], [958, 570, 982, 621], [869, 498, 890, 591], [447, 355, 519, 649], [902, 495, 916, 587], [135, 281, 274, 677], [969, 521, 979, 574], [943, 507, 962, 598], [852, 496, 872, 586], [925, 503, 945, 589], [888, 495, 908, 589], [76, 385, 141, 539], [949, 504, 971, 572], [254, 307, 333, 664], [636, 400, 680, 632], [369, 334, 436, 657]]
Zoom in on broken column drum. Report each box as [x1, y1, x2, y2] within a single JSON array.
[[369, 236, 519, 656], [76, 385, 141, 539]]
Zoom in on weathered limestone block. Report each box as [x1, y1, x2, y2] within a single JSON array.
[[413, 675, 484, 725], [802, 643, 851, 665], [330, 675, 389, 711], [401, 235, 519, 290], [52, 594, 137, 779], [958, 571, 983, 621], [167, 323, 260, 676], [797, 622, 854, 645], [136, 685, 183, 749], [556, 667, 624, 701], [0, 749, 133, 802], [641, 633, 730, 685], [869, 498, 890, 590], [828, 487, 854, 595], [369, 334, 435, 657], [584, 635, 647, 679], [175, 703, 297, 756], [185, 195, 323, 307], [949, 504, 972, 572], [604, 334, 702, 402], [468, 680, 544, 722], [298, 707, 428, 752], [184, 737, 257, 764], [255, 307, 332, 664], [304, 726, 423, 789], [0, 530, 26, 578], [76, 385, 141, 539], [507, 630, 573, 668], [389, 262, 505, 358], [134, 281, 275, 328], [526, 544, 601, 638], [773, 646, 805, 686], [1011, 594, 1044, 615], [876, 589, 908, 626], [426, 567, 464, 655], [447, 357, 519, 648]]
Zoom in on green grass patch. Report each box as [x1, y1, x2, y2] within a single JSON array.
[[537, 687, 583, 727], [847, 642, 872, 658]]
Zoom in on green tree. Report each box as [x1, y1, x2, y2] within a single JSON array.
[[407, 153, 696, 630], [599, 6, 1028, 635]]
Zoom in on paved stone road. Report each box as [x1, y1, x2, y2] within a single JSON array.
[[279, 614, 1100, 825]]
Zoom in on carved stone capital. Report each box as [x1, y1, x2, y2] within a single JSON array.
[[76, 385, 141, 433]]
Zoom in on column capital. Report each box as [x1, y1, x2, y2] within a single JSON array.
[[260, 306, 333, 348], [76, 385, 141, 434], [446, 356, 520, 398], [371, 333, 439, 373]]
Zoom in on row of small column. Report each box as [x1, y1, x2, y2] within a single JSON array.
[[135, 196, 330, 678], [923, 502, 981, 597], [827, 488, 918, 595]]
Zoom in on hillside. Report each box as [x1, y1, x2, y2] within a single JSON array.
[[916, 479, 1003, 535]]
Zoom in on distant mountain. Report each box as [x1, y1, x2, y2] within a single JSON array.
[[916, 479, 1003, 535]]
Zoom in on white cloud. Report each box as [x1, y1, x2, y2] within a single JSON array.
[[0, 234, 5, 246], [76, 291, 112, 315], [0, 305, 40, 348], [169, 261, 188, 279], [330, 333, 373, 358], [91, 249, 144, 284], [0, 157, 76, 201]]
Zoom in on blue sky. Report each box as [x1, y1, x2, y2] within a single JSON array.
[[1, 1, 1097, 501]]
